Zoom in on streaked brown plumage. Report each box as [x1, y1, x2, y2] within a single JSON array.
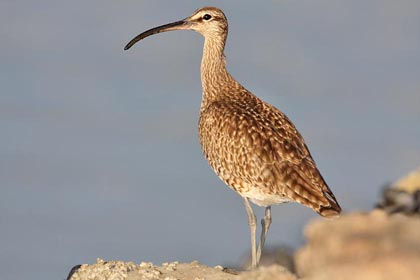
[[124, 6, 341, 269]]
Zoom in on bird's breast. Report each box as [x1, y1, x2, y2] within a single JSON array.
[[198, 101, 283, 197]]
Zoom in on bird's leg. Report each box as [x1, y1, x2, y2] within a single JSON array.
[[256, 206, 271, 265], [243, 198, 257, 269]]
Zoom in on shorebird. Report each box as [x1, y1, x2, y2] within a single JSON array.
[[124, 7, 341, 269]]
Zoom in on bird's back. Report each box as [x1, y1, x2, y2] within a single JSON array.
[[199, 85, 341, 217]]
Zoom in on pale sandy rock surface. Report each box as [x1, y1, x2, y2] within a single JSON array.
[[126, 261, 236, 280], [295, 210, 420, 280], [68, 258, 297, 280], [68, 259, 234, 280], [376, 166, 420, 214], [393, 166, 420, 193]]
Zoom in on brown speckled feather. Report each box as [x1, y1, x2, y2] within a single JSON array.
[[199, 86, 340, 217]]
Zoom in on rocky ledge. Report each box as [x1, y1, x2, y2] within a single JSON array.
[[68, 209, 420, 280]]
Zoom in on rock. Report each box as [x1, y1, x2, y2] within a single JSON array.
[[66, 264, 82, 280], [67, 259, 296, 280], [68, 259, 238, 280], [295, 210, 420, 280], [129, 261, 237, 280], [68, 258, 151, 280], [376, 167, 420, 214], [393, 167, 420, 194]]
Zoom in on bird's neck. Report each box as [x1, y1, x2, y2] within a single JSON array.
[[200, 37, 236, 104]]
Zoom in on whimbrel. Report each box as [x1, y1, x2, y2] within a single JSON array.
[[124, 7, 341, 269]]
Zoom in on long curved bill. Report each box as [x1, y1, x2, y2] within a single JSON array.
[[124, 19, 190, 50]]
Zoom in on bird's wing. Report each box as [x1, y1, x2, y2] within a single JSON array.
[[225, 98, 341, 216]]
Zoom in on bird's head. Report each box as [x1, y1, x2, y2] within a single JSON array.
[[124, 7, 228, 50]]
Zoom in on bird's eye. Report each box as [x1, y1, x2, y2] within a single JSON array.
[[203, 14, 212, 21]]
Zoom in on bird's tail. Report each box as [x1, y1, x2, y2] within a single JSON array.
[[317, 189, 341, 218]]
